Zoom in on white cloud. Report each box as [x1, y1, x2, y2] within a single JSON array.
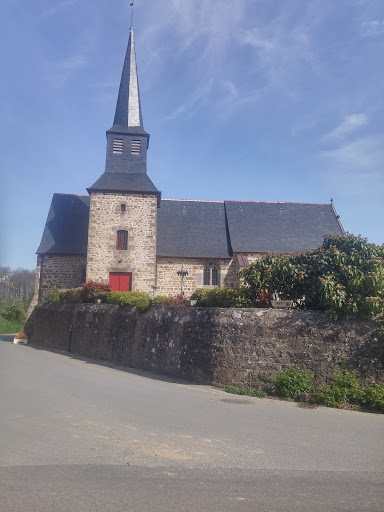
[[322, 114, 368, 141], [361, 19, 384, 37]]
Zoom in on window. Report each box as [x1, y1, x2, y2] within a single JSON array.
[[120, 204, 126, 212], [113, 139, 123, 154], [131, 140, 141, 155], [203, 262, 219, 286], [203, 265, 210, 286], [116, 230, 128, 250]]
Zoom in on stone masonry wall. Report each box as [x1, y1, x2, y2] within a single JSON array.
[[39, 255, 86, 297], [156, 254, 264, 298], [25, 304, 384, 388], [86, 192, 157, 293]]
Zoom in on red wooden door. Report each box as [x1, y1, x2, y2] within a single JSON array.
[[109, 273, 132, 291]]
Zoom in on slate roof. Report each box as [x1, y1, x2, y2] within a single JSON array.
[[156, 200, 232, 258], [37, 194, 90, 255], [37, 195, 344, 257], [225, 201, 343, 254], [87, 172, 160, 201], [112, 26, 146, 133]]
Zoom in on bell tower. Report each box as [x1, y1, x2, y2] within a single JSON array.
[[86, 25, 160, 292]]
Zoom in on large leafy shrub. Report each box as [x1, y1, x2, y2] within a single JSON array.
[[107, 291, 151, 313], [190, 288, 250, 308], [239, 234, 384, 319], [273, 366, 314, 398], [0, 299, 26, 322]]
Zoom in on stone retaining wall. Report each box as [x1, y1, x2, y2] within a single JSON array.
[[25, 304, 384, 387]]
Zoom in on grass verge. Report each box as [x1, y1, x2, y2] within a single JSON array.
[[0, 316, 24, 335]]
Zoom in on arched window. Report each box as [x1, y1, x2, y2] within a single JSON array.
[[203, 265, 210, 285], [203, 262, 219, 286], [116, 230, 128, 250]]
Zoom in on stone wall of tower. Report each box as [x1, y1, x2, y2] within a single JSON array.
[[38, 255, 86, 297], [86, 192, 157, 293], [155, 254, 264, 298]]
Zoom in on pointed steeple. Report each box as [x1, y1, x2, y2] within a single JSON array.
[[87, 25, 160, 205], [112, 26, 145, 132]]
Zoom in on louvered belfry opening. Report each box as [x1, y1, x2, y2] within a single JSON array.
[[113, 139, 123, 154], [131, 140, 141, 155]]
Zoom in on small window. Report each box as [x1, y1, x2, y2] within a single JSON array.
[[113, 139, 123, 154], [203, 262, 219, 286], [131, 140, 141, 155], [203, 265, 210, 286], [120, 204, 126, 212], [211, 266, 219, 286], [116, 230, 128, 250]]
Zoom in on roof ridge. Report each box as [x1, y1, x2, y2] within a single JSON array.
[[224, 200, 331, 205], [162, 198, 224, 203], [54, 192, 90, 198]]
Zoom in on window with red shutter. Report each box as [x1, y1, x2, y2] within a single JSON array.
[[116, 230, 128, 250]]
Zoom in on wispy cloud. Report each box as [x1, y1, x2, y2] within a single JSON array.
[[163, 79, 214, 121], [361, 19, 384, 37], [49, 53, 88, 87], [41, 0, 78, 18], [322, 114, 368, 141], [320, 135, 384, 195], [136, 1, 328, 120]]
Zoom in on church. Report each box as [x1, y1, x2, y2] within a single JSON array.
[[32, 25, 344, 303]]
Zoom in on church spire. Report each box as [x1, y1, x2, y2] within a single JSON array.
[[112, 26, 145, 131], [87, 21, 160, 204]]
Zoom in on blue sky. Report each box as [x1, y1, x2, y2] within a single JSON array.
[[1, 0, 383, 270]]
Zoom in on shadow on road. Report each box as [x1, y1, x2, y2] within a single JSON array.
[[0, 334, 204, 389], [0, 335, 15, 343]]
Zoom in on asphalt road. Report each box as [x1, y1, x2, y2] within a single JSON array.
[[1, 335, 383, 511]]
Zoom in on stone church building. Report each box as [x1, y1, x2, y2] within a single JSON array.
[[32, 26, 344, 303]]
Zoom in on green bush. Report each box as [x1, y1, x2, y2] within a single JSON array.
[[0, 299, 26, 322], [190, 288, 250, 308], [254, 389, 267, 398], [273, 367, 314, 398], [225, 386, 267, 398], [59, 287, 83, 303], [190, 288, 209, 303], [225, 385, 254, 396], [358, 384, 384, 412], [318, 370, 361, 408], [107, 291, 151, 313], [44, 287, 60, 303], [239, 234, 384, 320], [151, 295, 168, 306], [92, 292, 110, 303]]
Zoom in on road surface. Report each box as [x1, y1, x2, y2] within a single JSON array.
[[1, 335, 383, 511]]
